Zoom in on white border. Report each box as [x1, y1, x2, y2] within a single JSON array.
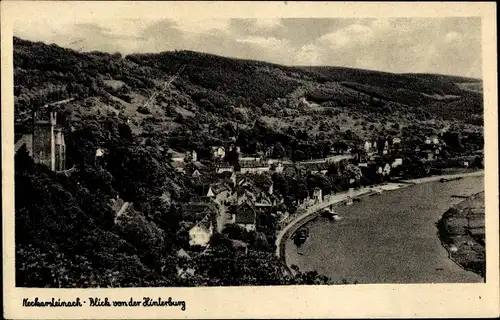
[[2, 1, 498, 319]]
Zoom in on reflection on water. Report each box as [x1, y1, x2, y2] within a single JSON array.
[[285, 176, 484, 284]]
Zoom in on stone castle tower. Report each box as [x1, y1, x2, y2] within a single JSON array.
[[32, 109, 66, 171]]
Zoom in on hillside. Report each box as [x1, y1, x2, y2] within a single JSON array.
[[14, 37, 483, 161]]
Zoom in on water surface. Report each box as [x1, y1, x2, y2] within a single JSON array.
[[285, 176, 484, 283]]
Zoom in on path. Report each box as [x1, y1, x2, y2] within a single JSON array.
[[143, 65, 186, 108], [114, 201, 130, 223]]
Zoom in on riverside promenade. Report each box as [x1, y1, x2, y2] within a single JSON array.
[[275, 170, 484, 259]]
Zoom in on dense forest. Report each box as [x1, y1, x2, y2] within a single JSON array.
[[13, 37, 484, 287]]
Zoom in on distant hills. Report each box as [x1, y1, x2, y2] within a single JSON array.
[[13, 37, 483, 157]]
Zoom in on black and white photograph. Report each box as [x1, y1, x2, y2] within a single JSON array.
[[2, 1, 498, 319]]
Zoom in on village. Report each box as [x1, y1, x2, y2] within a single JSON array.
[[15, 106, 483, 266], [140, 133, 483, 254]]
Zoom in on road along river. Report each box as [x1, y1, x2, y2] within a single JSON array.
[[285, 175, 484, 284]]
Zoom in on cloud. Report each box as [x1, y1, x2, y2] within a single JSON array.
[[13, 16, 483, 78], [320, 23, 374, 49]]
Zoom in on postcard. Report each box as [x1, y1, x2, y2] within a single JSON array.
[[2, 1, 498, 319]]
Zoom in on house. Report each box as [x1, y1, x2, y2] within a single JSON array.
[[188, 214, 214, 247], [255, 190, 272, 206], [240, 161, 270, 174], [176, 266, 196, 279], [271, 162, 285, 173], [239, 156, 261, 162], [201, 182, 232, 204], [313, 188, 323, 203], [95, 147, 107, 158], [230, 239, 249, 254], [233, 202, 257, 232], [303, 162, 329, 175], [176, 248, 191, 260], [229, 172, 237, 187], [430, 135, 440, 145], [186, 150, 197, 162], [216, 162, 234, 173], [382, 140, 389, 155], [212, 146, 226, 159], [364, 141, 372, 153], [233, 189, 257, 206], [192, 169, 201, 177], [167, 148, 186, 163], [421, 149, 435, 161], [181, 201, 218, 224], [382, 163, 391, 176], [237, 175, 253, 188], [391, 158, 403, 168], [171, 162, 186, 173]]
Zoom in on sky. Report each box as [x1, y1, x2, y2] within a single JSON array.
[[11, 3, 483, 78]]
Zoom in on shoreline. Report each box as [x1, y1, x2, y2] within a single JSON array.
[[436, 191, 486, 279], [276, 170, 484, 273]]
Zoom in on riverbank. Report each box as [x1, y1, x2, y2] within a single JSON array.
[[276, 170, 484, 281], [399, 170, 484, 185], [283, 174, 484, 283], [437, 191, 485, 277], [276, 169, 484, 260]]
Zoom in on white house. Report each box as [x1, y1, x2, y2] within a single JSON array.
[[382, 140, 389, 154], [95, 147, 107, 158], [313, 188, 323, 203], [240, 161, 270, 174], [382, 163, 391, 176], [188, 215, 213, 247], [391, 158, 403, 168], [364, 141, 372, 153], [187, 150, 197, 162], [212, 146, 226, 159], [192, 169, 201, 177], [274, 162, 284, 173], [239, 156, 261, 162], [424, 136, 440, 145], [216, 163, 234, 173]]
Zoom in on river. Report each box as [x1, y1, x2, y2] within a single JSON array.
[[285, 175, 484, 284]]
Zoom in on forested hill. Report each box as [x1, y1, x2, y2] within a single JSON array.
[[15, 36, 482, 161]]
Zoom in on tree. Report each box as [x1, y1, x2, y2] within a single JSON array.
[[271, 142, 286, 159]]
